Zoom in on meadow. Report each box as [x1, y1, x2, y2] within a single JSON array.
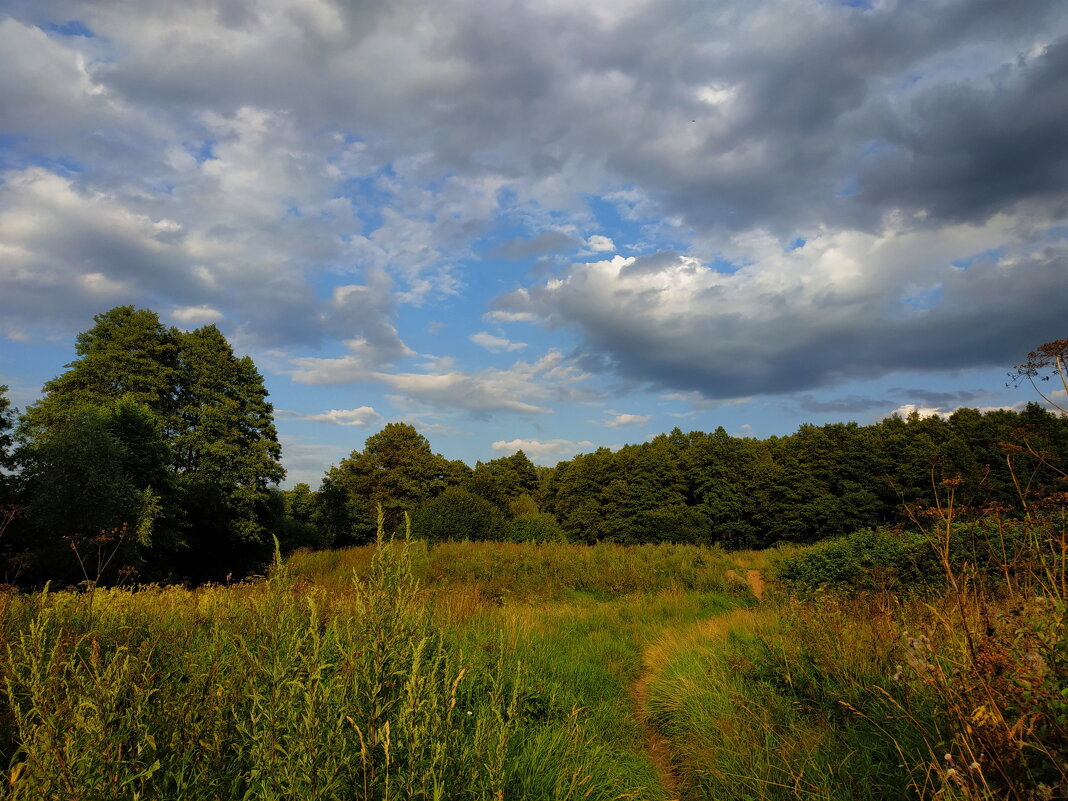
[[0, 512, 1064, 800]]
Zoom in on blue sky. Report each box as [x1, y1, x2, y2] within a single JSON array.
[[1, 0, 1066, 486]]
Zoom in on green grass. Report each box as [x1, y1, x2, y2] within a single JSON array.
[[0, 538, 745, 800], [3, 523, 1062, 800]]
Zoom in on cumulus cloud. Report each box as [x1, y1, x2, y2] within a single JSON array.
[[1, 0, 1067, 419], [491, 438, 596, 463], [585, 235, 615, 252], [495, 216, 1068, 399]]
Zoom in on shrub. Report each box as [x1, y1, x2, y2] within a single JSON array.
[[411, 488, 502, 543], [503, 514, 565, 543]]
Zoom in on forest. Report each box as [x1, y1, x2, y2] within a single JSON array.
[[2, 306, 1067, 587]]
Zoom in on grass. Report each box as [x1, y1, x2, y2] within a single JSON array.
[[0, 536, 746, 800], [1, 514, 1062, 800]]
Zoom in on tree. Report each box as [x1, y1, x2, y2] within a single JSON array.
[[412, 487, 502, 542], [317, 423, 467, 543], [0, 385, 16, 500], [19, 307, 284, 582], [171, 325, 285, 577], [22, 307, 180, 435], [18, 397, 176, 583]]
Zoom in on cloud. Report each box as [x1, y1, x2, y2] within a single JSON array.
[[276, 434, 350, 489], [603, 412, 650, 428], [281, 406, 384, 427], [1, 0, 1067, 420], [491, 438, 595, 463], [486, 231, 578, 260], [889, 400, 1028, 420], [171, 305, 223, 325], [470, 331, 527, 353], [496, 218, 1068, 399], [585, 235, 614, 252], [290, 349, 592, 416], [798, 395, 887, 414]]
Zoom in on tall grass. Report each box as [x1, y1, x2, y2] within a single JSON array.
[[646, 508, 1068, 800], [0, 530, 525, 800], [0, 535, 746, 799], [288, 539, 735, 601]]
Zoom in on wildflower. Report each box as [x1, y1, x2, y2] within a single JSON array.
[[944, 753, 953, 763], [969, 761, 981, 772]]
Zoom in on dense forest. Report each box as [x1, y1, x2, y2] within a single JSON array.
[[2, 305, 1066, 586], [306, 403, 1068, 551]]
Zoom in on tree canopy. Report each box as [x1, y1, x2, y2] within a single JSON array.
[[12, 307, 284, 582]]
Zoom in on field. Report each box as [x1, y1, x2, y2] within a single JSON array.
[[0, 520, 1065, 800]]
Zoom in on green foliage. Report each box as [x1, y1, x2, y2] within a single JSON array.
[[317, 423, 467, 545], [0, 536, 524, 800], [774, 520, 1043, 595], [15, 307, 284, 582], [289, 540, 734, 601], [411, 487, 502, 543], [502, 513, 565, 543], [20, 306, 181, 436], [17, 397, 178, 583], [466, 451, 540, 511], [539, 406, 1068, 549]]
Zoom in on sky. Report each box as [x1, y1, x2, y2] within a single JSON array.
[[1, 0, 1066, 487]]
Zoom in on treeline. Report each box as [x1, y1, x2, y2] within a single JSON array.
[[297, 406, 1068, 552], [3, 305, 1065, 585]]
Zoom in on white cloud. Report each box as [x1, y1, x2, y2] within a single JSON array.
[[586, 234, 615, 252], [603, 412, 650, 427], [470, 331, 527, 353], [491, 438, 596, 463], [286, 406, 384, 427], [172, 305, 223, 325], [290, 348, 592, 416]]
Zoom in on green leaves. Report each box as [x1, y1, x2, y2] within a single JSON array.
[[16, 307, 285, 582]]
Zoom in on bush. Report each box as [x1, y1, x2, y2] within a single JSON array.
[[775, 520, 1041, 595], [503, 514, 565, 544], [412, 488, 502, 543]]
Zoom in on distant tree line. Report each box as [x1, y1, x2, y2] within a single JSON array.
[[2, 306, 1065, 584], [298, 405, 1068, 552]]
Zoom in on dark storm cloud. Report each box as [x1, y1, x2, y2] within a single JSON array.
[[858, 35, 1068, 226], [889, 388, 991, 408], [799, 395, 888, 414]]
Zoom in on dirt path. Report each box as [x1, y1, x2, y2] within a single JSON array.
[[726, 568, 766, 601], [631, 661, 680, 801]]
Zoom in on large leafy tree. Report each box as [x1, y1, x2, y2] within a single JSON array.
[[317, 423, 468, 544], [170, 325, 285, 578], [19, 397, 177, 583], [22, 307, 180, 435], [18, 307, 284, 581]]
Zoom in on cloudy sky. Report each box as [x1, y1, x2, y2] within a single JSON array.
[[1, 0, 1066, 485]]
